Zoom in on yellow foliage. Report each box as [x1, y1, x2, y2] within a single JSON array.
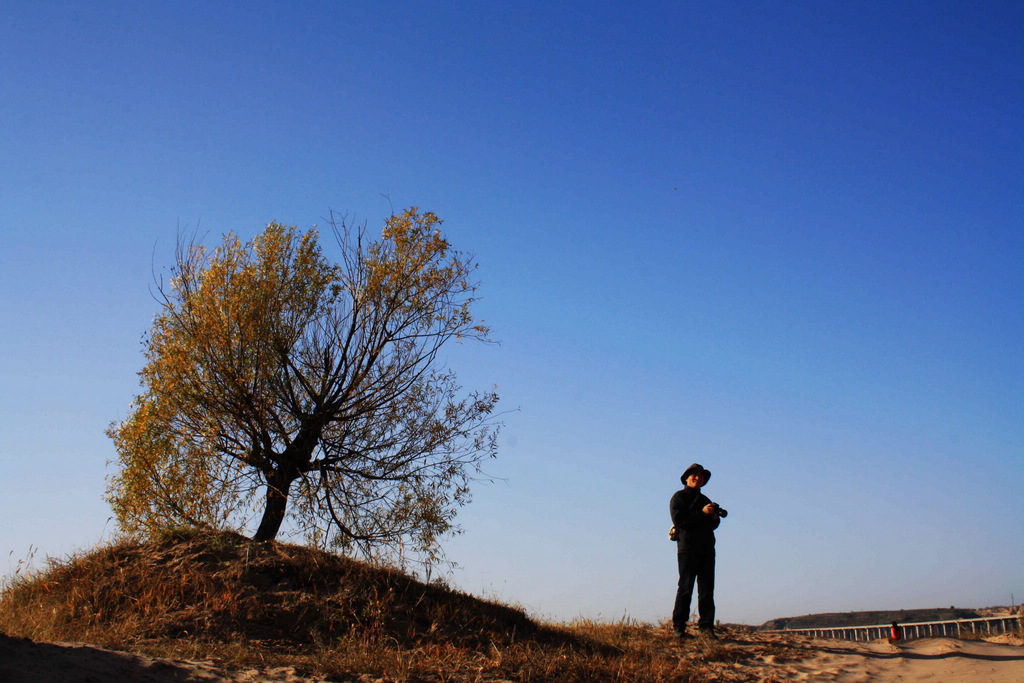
[[107, 209, 499, 562]]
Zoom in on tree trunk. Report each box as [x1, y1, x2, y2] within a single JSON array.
[[253, 469, 295, 542]]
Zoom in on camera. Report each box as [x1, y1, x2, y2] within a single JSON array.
[[710, 503, 728, 518]]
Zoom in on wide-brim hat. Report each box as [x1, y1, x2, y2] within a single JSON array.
[[681, 463, 711, 485]]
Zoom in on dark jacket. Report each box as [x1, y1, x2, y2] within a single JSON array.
[[670, 486, 719, 554]]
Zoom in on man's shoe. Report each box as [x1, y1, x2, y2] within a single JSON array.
[[673, 629, 691, 639]]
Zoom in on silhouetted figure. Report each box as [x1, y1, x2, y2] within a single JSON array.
[[670, 463, 723, 639]]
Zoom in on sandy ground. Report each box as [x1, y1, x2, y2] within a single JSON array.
[[0, 634, 330, 683], [680, 630, 1024, 682], [2, 631, 1022, 682]]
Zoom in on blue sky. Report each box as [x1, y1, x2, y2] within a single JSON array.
[[2, 1, 1021, 626]]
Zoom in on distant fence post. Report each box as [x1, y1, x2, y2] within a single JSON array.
[[765, 615, 1021, 643]]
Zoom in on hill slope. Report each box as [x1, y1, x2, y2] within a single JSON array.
[[0, 530, 694, 682], [0, 529, 544, 650]]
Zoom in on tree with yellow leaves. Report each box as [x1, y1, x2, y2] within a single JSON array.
[[107, 209, 499, 563]]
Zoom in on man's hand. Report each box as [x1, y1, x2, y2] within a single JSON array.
[[703, 504, 718, 516]]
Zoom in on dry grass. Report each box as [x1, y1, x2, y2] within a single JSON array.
[[0, 530, 724, 682]]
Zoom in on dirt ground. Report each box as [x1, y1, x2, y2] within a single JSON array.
[[677, 629, 1024, 682], [0, 634, 329, 683], [2, 630, 1023, 682]]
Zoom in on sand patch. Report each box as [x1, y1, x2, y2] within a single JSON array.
[[667, 630, 1024, 683], [0, 635, 329, 683], [3, 629, 1023, 682]]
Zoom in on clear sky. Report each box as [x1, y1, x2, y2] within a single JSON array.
[[2, 1, 1021, 626]]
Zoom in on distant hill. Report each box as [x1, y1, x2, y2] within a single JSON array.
[[761, 607, 981, 631]]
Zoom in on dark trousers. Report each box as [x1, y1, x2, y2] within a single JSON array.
[[672, 552, 715, 631]]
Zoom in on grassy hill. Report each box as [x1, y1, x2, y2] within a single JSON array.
[[0, 529, 706, 682]]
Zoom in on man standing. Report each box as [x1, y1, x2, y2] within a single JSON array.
[[670, 463, 721, 639]]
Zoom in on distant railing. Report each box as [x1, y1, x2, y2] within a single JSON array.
[[769, 615, 1021, 642]]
